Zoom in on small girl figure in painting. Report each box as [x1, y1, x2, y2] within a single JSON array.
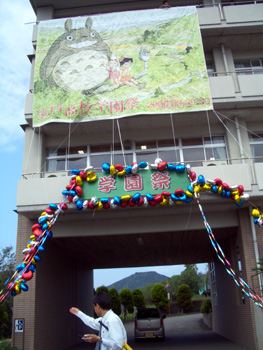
[[119, 57, 146, 90], [107, 54, 120, 86]]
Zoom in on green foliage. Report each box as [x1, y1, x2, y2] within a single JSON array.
[[200, 299, 212, 314], [253, 257, 263, 273], [132, 289, 145, 308], [150, 283, 168, 311], [0, 340, 21, 350], [119, 288, 134, 319], [95, 286, 108, 294], [108, 287, 121, 316], [154, 87, 164, 98], [177, 284, 192, 313], [0, 246, 16, 338]]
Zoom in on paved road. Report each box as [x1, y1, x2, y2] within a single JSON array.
[[71, 313, 245, 350]]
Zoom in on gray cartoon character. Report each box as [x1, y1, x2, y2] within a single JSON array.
[[39, 17, 112, 93]]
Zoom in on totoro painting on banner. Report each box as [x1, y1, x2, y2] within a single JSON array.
[[33, 7, 213, 127]]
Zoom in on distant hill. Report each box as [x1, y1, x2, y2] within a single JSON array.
[[106, 271, 168, 292]]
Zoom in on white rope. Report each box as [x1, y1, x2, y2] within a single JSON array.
[[112, 119, 115, 165], [206, 110, 215, 159], [117, 119, 127, 167], [170, 113, 178, 162], [213, 110, 251, 159], [67, 123, 71, 170]]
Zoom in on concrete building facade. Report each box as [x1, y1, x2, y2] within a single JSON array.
[[12, 0, 263, 349]]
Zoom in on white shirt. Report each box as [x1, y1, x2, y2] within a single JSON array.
[[77, 309, 127, 350]]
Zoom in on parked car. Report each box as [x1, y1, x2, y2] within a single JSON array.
[[134, 307, 166, 341]]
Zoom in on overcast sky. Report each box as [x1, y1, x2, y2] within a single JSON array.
[[0, 0, 208, 289]]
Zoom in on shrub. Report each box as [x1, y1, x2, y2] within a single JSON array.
[[176, 284, 192, 313], [200, 299, 212, 313]]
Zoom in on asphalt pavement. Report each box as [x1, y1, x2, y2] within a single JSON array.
[[69, 313, 245, 350]]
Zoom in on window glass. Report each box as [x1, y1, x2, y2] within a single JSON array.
[[136, 141, 157, 150], [68, 157, 87, 170], [68, 146, 86, 155], [205, 147, 227, 161], [182, 138, 202, 146], [250, 144, 263, 163], [136, 152, 157, 164], [203, 136, 225, 144], [90, 144, 111, 153], [90, 154, 111, 171], [113, 153, 133, 166], [46, 159, 65, 172], [183, 148, 204, 167], [158, 139, 177, 147], [158, 150, 180, 163]]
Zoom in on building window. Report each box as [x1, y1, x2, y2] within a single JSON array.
[[234, 59, 263, 75], [45, 136, 227, 172], [206, 61, 215, 77], [249, 133, 263, 163], [209, 261, 218, 306], [46, 146, 87, 172]]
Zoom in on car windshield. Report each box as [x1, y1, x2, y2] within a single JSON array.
[[137, 309, 160, 319]]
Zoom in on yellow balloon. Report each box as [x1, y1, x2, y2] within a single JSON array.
[[217, 186, 223, 195], [110, 165, 116, 176], [15, 284, 21, 295], [251, 209, 260, 218], [234, 195, 241, 203], [121, 195, 131, 201], [97, 201, 103, 211], [159, 198, 168, 206], [117, 170, 126, 176], [194, 184, 200, 193], [185, 190, 194, 198], [76, 175, 83, 185], [175, 201, 183, 205]]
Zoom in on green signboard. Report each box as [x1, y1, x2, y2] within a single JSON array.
[[81, 168, 190, 199]]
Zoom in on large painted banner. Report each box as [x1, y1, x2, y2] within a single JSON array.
[[33, 7, 213, 127]]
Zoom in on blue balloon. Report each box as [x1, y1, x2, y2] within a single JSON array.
[[16, 263, 26, 272], [221, 189, 226, 197], [100, 197, 110, 204], [132, 193, 141, 202], [102, 163, 110, 173], [38, 216, 48, 225], [62, 190, 69, 196], [235, 200, 243, 207], [29, 264, 36, 272], [226, 191, 231, 199], [76, 200, 83, 210], [198, 175, 205, 187], [69, 190, 77, 197], [114, 196, 121, 205], [49, 203, 58, 211], [167, 163, 176, 170], [211, 185, 218, 194], [187, 185, 194, 193], [11, 291, 16, 297], [171, 194, 179, 201], [175, 164, 186, 172], [47, 230, 53, 239], [138, 161, 147, 168], [184, 197, 193, 203], [20, 283, 29, 292], [71, 169, 80, 175], [34, 255, 41, 262], [41, 223, 49, 231], [38, 245, 45, 252], [146, 193, 154, 201], [125, 165, 132, 174]]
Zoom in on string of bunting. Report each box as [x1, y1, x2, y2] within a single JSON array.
[[0, 159, 262, 308]]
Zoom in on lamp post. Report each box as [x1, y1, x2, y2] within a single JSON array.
[[165, 280, 172, 316]]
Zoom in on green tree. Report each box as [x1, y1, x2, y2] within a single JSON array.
[[95, 286, 108, 294], [150, 283, 168, 311], [141, 283, 155, 305], [0, 246, 16, 338], [179, 265, 200, 296], [108, 287, 121, 315], [177, 284, 192, 313], [119, 288, 134, 319], [132, 288, 145, 309]]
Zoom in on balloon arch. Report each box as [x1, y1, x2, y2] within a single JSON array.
[[1, 158, 262, 309]]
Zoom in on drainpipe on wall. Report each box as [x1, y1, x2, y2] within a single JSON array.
[[249, 206, 263, 297], [235, 116, 245, 164], [220, 43, 229, 76]]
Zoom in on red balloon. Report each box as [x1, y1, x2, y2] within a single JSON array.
[[103, 202, 110, 209], [149, 200, 157, 206], [162, 191, 171, 198], [137, 197, 144, 207], [214, 178, 223, 186], [157, 161, 167, 171], [222, 183, 230, 191], [120, 201, 128, 208], [129, 199, 136, 207], [22, 270, 33, 281], [238, 185, 244, 195], [115, 164, 124, 172], [88, 202, 96, 210], [154, 194, 163, 202], [75, 185, 83, 196]]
